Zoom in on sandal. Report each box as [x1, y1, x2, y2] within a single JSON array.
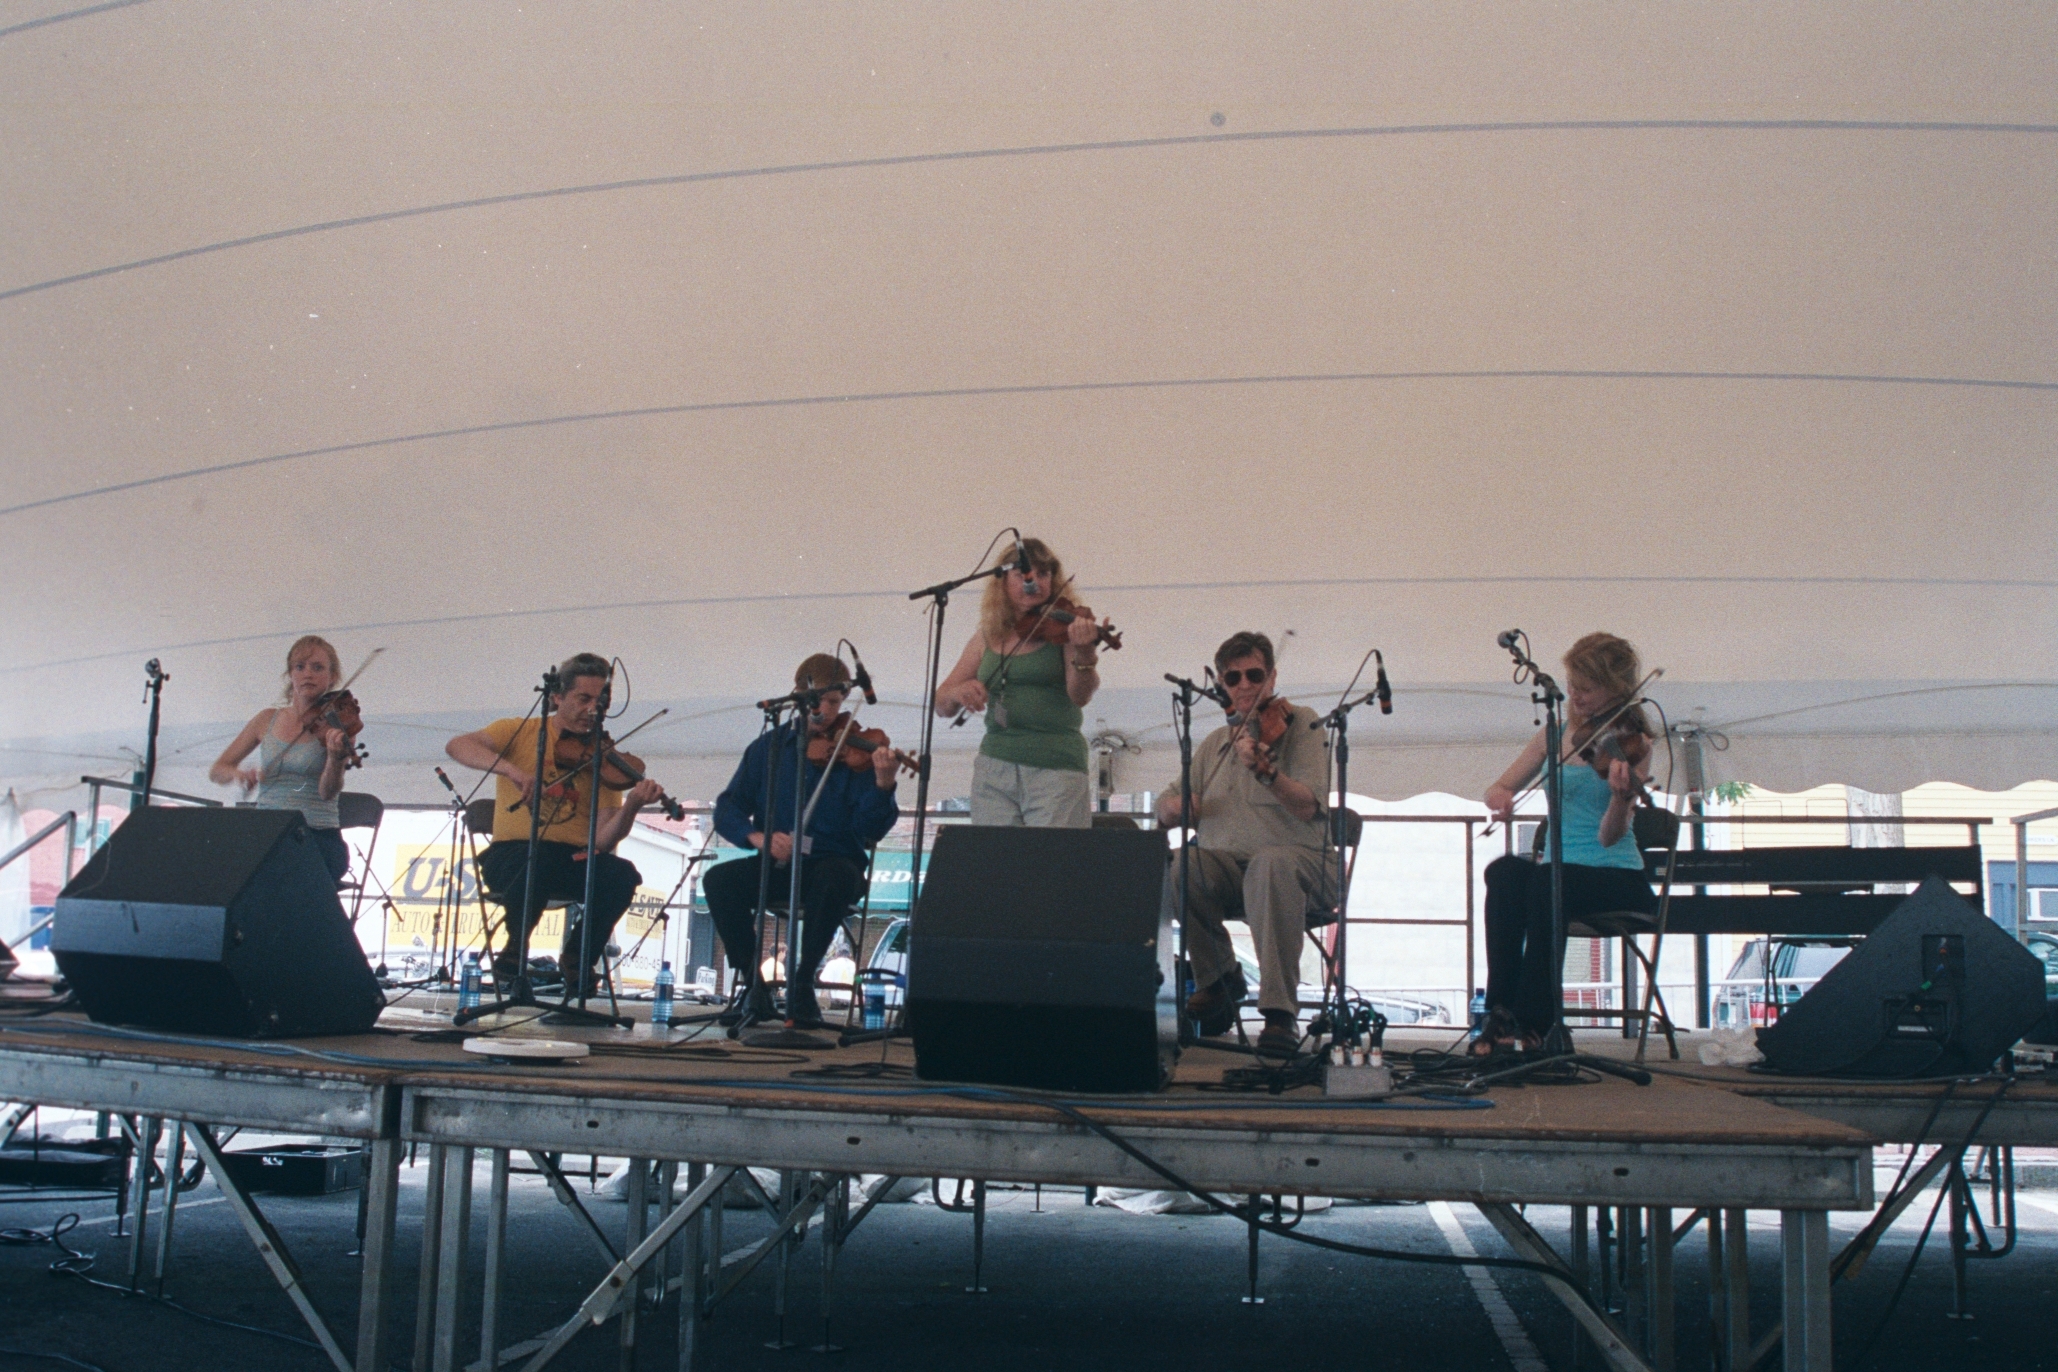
[[1468, 1006, 1519, 1058]]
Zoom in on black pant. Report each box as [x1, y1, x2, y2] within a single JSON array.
[[1483, 855, 1656, 1035], [702, 852, 864, 1001], [309, 828, 350, 885], [478, 840, 643, 976]]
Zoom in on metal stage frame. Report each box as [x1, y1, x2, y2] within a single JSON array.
[[19, 1022, 2057, 1372]]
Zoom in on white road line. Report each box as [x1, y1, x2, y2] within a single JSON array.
[[1429, 1200, 1551, 1372], [73, 1195, 230, 1227]]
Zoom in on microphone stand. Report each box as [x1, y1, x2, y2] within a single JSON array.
[[139, 659, 168, 808], [1163, 674, 1214, 1046], [904, 562, 1011, 908], [457, 668, 624, 1029], [1502, 635, 1571, 1055], [1314, 683, 1385, 1058], [557, 682, 631, 1027], [742, 687, 835, 1047]]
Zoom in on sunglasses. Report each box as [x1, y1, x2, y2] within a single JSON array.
[[1218, 668, 1269, 687]]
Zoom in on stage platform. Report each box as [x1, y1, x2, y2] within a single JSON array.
[[5, 1010, 2043, 1372]]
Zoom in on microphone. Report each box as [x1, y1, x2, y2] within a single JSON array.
[[1200, 668, 1233, 709], [434, 766, 457, 795], [1496, 629, 1522, 651], [1374, 651, 1393, 715], [849, 647, 878, 705], [1012, 531, 1033, 577]]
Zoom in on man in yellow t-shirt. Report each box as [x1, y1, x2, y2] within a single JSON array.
[[445, 652, 664, 993]]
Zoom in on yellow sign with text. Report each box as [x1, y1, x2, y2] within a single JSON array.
[[377, 845, 669, 985]]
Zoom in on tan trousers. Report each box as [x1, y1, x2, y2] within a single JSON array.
[[1165, 845, 1333, 1015]]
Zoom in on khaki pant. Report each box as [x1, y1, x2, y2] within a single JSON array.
[[1165, 845, 1332, 1015], [969, 753, 1091, 828]]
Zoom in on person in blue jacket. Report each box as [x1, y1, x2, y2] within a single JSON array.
[[708, 653, 902, 1026]]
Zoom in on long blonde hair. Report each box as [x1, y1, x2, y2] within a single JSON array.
[[978, 537, 1069, 646], [280, 635, 341, 703], [1563, 631, 1650, 736]]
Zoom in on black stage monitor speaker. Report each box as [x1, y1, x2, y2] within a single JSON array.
[[53, 808, 385, 1038], [907, 825, 1176, 1093], [1757, 877, 2046, 1078]]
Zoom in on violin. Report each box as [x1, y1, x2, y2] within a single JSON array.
[[551, 729, 687, 822], [1574, 710, 1655, 807], [1240, 695, 1293, 782], [807, 712, 920, 778], [306, 690, 369, 770], [1023, 596, 1124, 653]]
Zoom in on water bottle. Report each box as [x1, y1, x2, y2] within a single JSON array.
[[458, 952, 482, 1013], [862, 977, 886, 1031], [1468, 988, 1487, 1030], [651, 961, 675, 1030]]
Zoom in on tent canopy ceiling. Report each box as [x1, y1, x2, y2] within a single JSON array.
[[2, 4, 2052, 804]]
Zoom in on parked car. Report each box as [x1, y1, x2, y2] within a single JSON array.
[[1719, 939, 1852, 1026], [864, 917, 911, 1007]]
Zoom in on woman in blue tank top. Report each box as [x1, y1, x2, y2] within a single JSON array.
[[1476, 632, 1657, 1053], [209, 634, 357, 883]]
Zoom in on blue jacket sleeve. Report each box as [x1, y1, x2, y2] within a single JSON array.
[[712, 739, 765, 849], [844, 771, 900, 849]]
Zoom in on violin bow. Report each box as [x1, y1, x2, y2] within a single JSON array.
[[1484, 665, 1666, 833], [333, 646, 386, 696]]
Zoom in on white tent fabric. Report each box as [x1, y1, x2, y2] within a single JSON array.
[[1, 5, 2053, 809]]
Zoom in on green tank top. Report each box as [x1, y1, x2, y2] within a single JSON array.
[[977, 643, 1088, 773]]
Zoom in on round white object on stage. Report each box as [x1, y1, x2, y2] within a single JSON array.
[[461, 1036, 590, 1063]]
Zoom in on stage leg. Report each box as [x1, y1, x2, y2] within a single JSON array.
[[1649, 1207, 1675, 1372], [1571, 1204, 1591, 1369], [479, 1149, 509, 1371], [619, 1159, 649, 1370], [356, 1138, 401, 1372], [126, 1116, 158, 1289], [153, 1120, 186, 1295], [814, 1174, 848, 1352], [768, 1170, 797, 1348], [1705, 1206, 1725, 1372], [431, 1146, 473, 1372], [412, 1144, 447, 1372], [968, 1178, 989, 1294], [655, 1160, 678, 1323], [1620, 1206, 1646, 1351], [1780, 1211, 1830, 1372], [1724, 1210, 1751, 1372], [678, 1162, 707, 1372]]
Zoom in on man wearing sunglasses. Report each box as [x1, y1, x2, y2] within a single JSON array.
[[1155, 631, 1332, 1057]]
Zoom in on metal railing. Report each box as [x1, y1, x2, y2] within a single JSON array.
[[80, 774, 221, 860], [2, 810, 77, 951], [1339, 813, 1482, 1004]]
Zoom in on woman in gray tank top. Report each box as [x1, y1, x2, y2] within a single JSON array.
[[209, 634, 356, 883]]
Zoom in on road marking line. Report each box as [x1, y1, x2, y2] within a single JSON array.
[[1429, 1201, 1550, 1372]]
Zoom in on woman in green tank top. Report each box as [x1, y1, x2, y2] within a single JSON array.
[[935, 537, 1104, 827]]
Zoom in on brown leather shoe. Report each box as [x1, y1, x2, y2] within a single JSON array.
[[1256, 1012, 1301, 1058], [1184, 969, 1249, 1037]]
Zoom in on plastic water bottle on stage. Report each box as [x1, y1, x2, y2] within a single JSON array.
[[459, 952, 482, 1013], [863, 978, 886, 1031], [1469, 988, 1487, 1030], [652, 961, 675, 1030]]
